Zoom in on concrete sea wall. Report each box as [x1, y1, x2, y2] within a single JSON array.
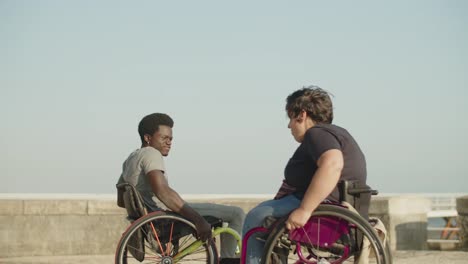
[[0, 194, 465, 257]]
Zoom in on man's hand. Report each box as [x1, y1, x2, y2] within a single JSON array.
[[194, 218, 212, 242], [285, 207, 311, 230]]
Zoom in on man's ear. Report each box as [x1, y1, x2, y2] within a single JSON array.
[[143, 134, 152, 144]]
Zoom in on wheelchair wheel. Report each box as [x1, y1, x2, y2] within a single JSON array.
[[115, 211, 219, 264], [384, 238, 392, 264], [261, 204, 390, 264]]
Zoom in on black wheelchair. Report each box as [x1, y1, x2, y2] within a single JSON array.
[[115, 181, 391, 264]]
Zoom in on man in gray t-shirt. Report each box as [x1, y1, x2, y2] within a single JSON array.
[[118, 146, 167, 211], [117, 113, 244, 264]]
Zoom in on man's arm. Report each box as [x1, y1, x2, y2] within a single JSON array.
[[285, 149, 344, 230], [147, 170, 185, 210], [147, 170, 212, 241]]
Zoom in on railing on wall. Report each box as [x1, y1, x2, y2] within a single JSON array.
[[427, 194, 461, 248]]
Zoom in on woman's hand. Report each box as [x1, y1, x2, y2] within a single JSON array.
[[285, 207, 312, 230], [286, 149, 343, 230]]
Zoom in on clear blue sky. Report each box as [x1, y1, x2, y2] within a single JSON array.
[[1, 1, 467, 194]]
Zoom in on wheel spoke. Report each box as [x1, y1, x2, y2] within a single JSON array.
[[116, 213, 218, 264], [262, 205, 389, 264]]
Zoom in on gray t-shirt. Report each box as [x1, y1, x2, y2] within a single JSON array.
[[117, 147, 166, 211]]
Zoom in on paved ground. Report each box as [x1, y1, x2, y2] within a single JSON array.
[[1, 251, 468, 264], [394, 250, 468, 264]]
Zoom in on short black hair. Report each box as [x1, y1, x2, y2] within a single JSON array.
[[138, 113, 174, 143], [286, 86, 334, 124]]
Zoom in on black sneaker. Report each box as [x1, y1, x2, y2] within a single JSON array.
[[220, 258, 240, 264]]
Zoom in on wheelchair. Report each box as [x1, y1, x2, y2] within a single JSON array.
[[115, 183, 241, 264], [115, 181, 391, 264], [254, 181, 392, 264]]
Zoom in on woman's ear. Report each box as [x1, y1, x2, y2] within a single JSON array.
[[297, 110, 307, 122]]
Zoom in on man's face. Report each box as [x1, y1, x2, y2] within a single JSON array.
[[147, 125, 173, 156]]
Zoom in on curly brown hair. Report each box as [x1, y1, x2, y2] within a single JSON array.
[[138, 113, 174, 144], [285, 86, 334, 124]]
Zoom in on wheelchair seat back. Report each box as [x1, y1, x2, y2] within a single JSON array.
[[338, 180, 378, 220], [116, 182, 147, 220]]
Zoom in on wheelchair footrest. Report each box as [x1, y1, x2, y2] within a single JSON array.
[[203, 215, 223, 228]]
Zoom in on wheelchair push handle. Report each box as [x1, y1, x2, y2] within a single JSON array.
[[348, 188, 378, 196], [338, 180, 378, 194]]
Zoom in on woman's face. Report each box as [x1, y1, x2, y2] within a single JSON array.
[[288, 117, 305, 143], [288, 111, 313, 143]]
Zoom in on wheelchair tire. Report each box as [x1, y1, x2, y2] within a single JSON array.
[[385, 238, 393, 264], [115, 211, 219, 264], [261, 204, 391, 264]]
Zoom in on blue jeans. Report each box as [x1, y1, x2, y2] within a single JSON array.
[[242, 195, 302, 264]]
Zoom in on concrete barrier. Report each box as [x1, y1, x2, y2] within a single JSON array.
[[457, 195, 468, 250], [0, 197, 128, 257], [369, 195, 431, 251], [0, 194, 434, 257], [0, 194, 268, 258]]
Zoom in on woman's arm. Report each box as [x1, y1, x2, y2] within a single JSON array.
[[285, 149, 343, 230]]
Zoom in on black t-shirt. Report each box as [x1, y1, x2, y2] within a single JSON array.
[[284, 124, 366, 201]]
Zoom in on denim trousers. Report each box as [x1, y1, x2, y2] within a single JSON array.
[[189, 202, 246, 259], [242, 195, 302, 264]]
